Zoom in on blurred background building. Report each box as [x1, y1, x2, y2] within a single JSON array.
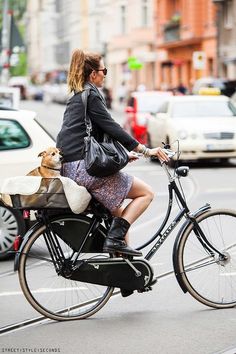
[[214, 0, 236, 79], [1, 0, 236, 101]]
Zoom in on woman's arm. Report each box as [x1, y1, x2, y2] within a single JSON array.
[[134, 144, 169, 162], [88, 91, 169, 162], [88, 92, 139, 151]]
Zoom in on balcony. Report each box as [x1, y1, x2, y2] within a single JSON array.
[[163, 22, 180, 42]]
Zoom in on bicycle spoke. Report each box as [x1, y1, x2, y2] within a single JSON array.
[[182, 258, 218, 274]]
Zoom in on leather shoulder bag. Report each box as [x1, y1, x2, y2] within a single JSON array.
[[81, 88, 129, 178]]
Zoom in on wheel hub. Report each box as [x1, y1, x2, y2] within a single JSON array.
[[58, 259, 73, 278], [217, 251, 230, 266]]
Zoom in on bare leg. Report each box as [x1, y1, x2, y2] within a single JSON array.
[[122, 176, 154, 224], [112, 177, 154, 242]]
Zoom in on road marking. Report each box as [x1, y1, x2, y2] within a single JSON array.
[[0, 287, 88, 297], [125, 165, 163, 173], [151, 263, 164, 266], [205, 188, 236, 194]]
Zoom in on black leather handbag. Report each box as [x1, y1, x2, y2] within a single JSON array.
[[82, 88, 129, 178]]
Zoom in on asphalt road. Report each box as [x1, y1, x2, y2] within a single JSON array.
[[0, 100, 236, 354]]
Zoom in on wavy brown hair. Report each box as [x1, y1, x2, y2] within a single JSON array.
[[67, 49, 102, 93]]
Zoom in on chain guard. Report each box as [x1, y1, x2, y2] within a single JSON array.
[[68, 258, 154, 291]]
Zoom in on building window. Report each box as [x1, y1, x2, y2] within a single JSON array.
[[141, 0, 148, 27], [224, 0, 233, 29], [55, 0, 63, 13], [120, 5, 126, 34], [95, 21, 100, 42]]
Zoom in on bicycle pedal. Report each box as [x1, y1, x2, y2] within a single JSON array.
[[137, 286, 153, 293]]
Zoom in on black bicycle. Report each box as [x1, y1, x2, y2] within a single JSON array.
[[13, 147, 236, 321]]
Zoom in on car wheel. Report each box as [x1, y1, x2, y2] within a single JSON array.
[[0, 204, 26, 260], [220, 158, 229, 165]]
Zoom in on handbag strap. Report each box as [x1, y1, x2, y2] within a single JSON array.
[[81, 83, 109, 138], [81, 86, 92, 136]]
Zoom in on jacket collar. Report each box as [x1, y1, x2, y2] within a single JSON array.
[[84, 82, 107, 105]]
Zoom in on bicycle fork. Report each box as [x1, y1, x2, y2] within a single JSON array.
[[190, 217, 227, 262]]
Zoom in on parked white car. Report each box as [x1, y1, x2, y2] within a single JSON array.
[[43, 83, 69, 104], [147, 95, 236, 162], [0, 108, 55, 259]]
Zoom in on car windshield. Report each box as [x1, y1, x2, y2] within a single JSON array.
[[137, 95, 170, 113], [171, 101, 236, 118]]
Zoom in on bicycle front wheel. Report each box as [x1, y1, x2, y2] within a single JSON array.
[[18, 214, 114, 321], [177, 209, 236, 308]]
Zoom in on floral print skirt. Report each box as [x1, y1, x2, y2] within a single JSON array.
[[62, 160, 133, 212]]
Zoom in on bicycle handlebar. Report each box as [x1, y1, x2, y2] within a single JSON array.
[[162, 148, 176, 159]]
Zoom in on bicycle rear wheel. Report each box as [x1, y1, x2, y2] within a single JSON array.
[[18, 214, 114, 320], [177, 209, 236, 308]]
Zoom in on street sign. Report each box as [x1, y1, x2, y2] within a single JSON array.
[[192, 51, 206, 70], [127, 57, 143, 70]]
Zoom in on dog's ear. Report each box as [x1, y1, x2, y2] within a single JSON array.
[[38, 151, 46, 157]]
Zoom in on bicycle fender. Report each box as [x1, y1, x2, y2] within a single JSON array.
[[14, 220, 43, 272], [172, 203, 211, 294]]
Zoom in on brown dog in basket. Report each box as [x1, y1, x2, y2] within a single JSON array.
[[22, 147, 66, 208], [27, 147, 62, 177]]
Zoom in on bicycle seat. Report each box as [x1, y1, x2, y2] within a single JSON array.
[[176, 166, 189, 177]]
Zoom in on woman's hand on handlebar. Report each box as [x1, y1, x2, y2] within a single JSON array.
[[149, 147, 170, 163]]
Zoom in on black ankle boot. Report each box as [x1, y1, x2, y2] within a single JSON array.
[[103, 217, 142, 257]]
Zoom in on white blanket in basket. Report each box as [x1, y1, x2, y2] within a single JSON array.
[[0, 176, 91, 214]]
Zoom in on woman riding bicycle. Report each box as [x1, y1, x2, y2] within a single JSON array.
[[56, 49, 169, 257]]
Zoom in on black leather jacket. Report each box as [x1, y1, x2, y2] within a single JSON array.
[[56, 83, 139, 162]]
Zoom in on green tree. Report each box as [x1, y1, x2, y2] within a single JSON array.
[[0, 0, 27, 76], [0, 0, 26, 24]]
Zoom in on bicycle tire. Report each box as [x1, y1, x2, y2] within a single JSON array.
[[177, 209, 236, 309], [18, 214, 114, 320]]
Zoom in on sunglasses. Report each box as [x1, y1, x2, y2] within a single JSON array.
[[97, 68, 107, 76]]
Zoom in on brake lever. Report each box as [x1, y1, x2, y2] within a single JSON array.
[[162, 141, 171, 149]]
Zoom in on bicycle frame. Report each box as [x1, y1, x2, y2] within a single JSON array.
[[137, 163, 210, 261]]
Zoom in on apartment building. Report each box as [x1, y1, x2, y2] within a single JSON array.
[[26, 0, 89, 80], [214, 0, 236, 79], [26, 0, 221, 95], [26, 0, 155, 95], [104, 0, 156, 94], [155, 0, 217, 90]]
